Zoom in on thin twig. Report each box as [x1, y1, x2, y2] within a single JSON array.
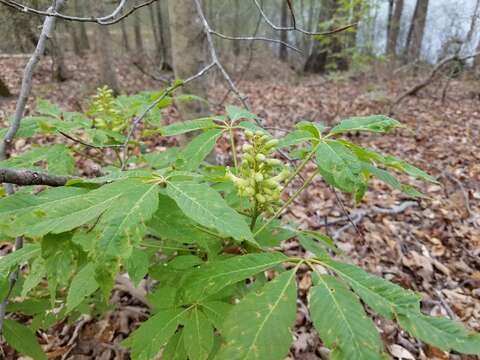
[[253, 0, 356, 36], [121, 62, 216, 168], [0, 0, 158, 25]]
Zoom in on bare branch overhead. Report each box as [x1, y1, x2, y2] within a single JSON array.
[[0, 0, 159, 25], [253, 0, 357, 36]]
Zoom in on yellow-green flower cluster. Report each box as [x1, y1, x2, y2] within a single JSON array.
[[227, 130, 289, 214], [88, 86, 125, 132]]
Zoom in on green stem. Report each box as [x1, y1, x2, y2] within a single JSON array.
[[254, 170, 317, 236], [250, 200, 259, 230], [282, 143, 319, 190], [229, 127, 238, 168]]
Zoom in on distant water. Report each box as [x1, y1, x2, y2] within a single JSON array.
[[360, 0, 479, 63]]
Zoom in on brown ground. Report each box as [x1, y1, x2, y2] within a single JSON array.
[[0, 53, 479, 359]]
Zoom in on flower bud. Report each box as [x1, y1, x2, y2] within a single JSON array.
[[245, 130, 254, 138], [256, 194, 266, 203], [255, 154, 266, 162], [255, 130, 264, 137], [245, 186, 255, 196], [265, 139, 279, 148], [266, 159, 282, 166], [254, 173, 264, 182], [242, 144, 253, 152]]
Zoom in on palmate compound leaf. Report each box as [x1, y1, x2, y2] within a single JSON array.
[[3, 319, 47, 360], [183, 307, 214, 360], [215, 269, 297, 360], [309, 275, 386, 360], [166, 181, 255, 244], [398, 312, 480, 355], [330, 115, 402, 135], [122, 308, 188, 360], [180, 252, 287, 303], [160, 118, 218, 136]]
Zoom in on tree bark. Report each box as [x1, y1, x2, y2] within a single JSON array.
[[279, 0, 288, 61], [168, 0, 210, 145], [233, 0, 241, 56], [149, 4, 161, 59], [95, 2, 120, 94], [387, 0, 404, 56], [134, 11, 144, 53], [406, 0, 429, 61], [51, 29, 71, 82], [120, 16, 131, 52], [75, 0, 90, 52], [0, 77, 11, 97]]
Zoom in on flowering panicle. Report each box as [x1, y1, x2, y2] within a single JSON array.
[[226, 130, 289, 214], [88, 86, 125, 132]]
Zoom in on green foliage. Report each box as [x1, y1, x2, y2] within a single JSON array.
[[2, 97, 479, 360]]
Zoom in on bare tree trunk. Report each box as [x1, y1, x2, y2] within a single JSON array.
[[51, 29, 70, 82], [0, 77, 11, 97], [95, 2, 120, 94], [462, 0, 480, 55], [75, 0, 90, 51], [68, 19, 82, 55], [167, 0, 210, 144], [155, 1, 169, 69], [304, 0, 337, 73], [149, 5, 161, 58], [406, 0, 429, 61], [233, 0, 241, 56], [279, 0, 288, 61], [387, 0, 404, 56], [134, 11, 144, 53], [121, 17, 131, 52]]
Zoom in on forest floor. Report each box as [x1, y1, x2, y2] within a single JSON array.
[[0, 53, 479, 360]]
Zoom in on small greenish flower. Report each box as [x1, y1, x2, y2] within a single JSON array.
[[88, 86, 126, 132]]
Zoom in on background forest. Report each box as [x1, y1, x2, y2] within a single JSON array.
[[0, 0, 479, 360]]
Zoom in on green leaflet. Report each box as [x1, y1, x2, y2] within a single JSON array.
[[398, 312, 480, 355], [200, 301, 233, 333], [161, 118, 218, 136], [126, 248, 149, 287], [179, 129, 223, 170], [183, 307, 214, 360], [363, 163, 402, 190], [163, 331, 188, 360], [296, 120, 325, 139], [316, 140, 363, 193], [21, 257, 47, 297], [216, 270, 297, 360], [0, 186, 115, 238], [66, 263, 99, 313], [277, 130, 314, 149], [3, 319, 47, 360], [325, 260, 420, 319], [309, 275, 385, 360], [147, 194, 218, 245], [235, 121, 271, 136], [330, 115, 402, 134], [180, 252, 287, 302], [166, 181, 254, 243], [383, 155, 438, 183], [0, 144, 75, 175], [95, 180, 159, 258], [123, 308, 187, 360], [226, 105, 258, 122], [0, 243, 41, 277]]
